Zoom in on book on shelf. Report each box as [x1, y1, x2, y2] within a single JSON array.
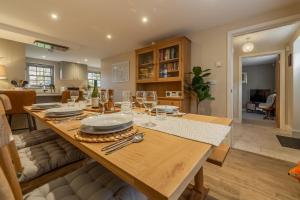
[[160, 46, 178, 61]]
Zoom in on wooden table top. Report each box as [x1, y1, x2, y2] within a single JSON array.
[[24, 106, 232, 200]]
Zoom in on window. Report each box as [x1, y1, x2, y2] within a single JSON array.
[[87, 72, 101, 87], [26, 63, 54, 87]]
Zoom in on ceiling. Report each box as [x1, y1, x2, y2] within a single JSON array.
[[0, 0, 298, 66], [234, 22, 300, 51], [242, 54, 278, 66]]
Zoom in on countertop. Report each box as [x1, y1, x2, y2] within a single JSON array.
[[36, 93, 62, 97]]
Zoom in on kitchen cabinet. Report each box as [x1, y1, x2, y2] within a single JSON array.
[[59, 61, 87, 80]]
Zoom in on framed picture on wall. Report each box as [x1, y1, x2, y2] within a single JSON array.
[[242, 72, 247, 84], [112, 61, 130, 82]]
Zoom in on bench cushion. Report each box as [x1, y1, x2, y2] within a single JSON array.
[[14, 129, 58, 149], [24, 162, 147, 200], [19, 138, 86, 183]]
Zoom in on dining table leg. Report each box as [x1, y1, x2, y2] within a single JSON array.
[[189, 167, 209, 200]]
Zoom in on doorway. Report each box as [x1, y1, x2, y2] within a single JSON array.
[[240, 54, 279, 128]]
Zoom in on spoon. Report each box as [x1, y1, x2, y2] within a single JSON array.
[[104, 133, 144, 155]]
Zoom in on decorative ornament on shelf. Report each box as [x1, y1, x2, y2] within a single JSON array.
[[242, 38, 255, 53], [10, 80, 28, 88]]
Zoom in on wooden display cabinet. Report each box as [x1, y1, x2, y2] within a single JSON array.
[[135, 36, 191, 112]]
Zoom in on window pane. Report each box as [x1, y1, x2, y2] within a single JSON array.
[[27, 63, 54, 87]]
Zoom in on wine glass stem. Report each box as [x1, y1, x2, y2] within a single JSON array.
[[102, 103, 105, 115]]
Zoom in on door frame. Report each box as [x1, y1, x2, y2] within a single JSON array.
[[227, 14, 300, 120], [238, 50, 285, 129]]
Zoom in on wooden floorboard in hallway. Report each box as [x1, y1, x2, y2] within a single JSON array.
[[180, 149, 300, 200]]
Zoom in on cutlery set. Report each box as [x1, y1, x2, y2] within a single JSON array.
[[101, 133, 144, 155]]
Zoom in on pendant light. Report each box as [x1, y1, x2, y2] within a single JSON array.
[[242, 38, 254, 53]]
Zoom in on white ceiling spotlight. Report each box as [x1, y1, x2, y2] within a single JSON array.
[[42, 55, 46, 59], [106, 34, 112, 39], [84, 58, 88, 62], [142, 17, 148, 24], [50, 13, 58, 20], [242, 38, 254, 53]]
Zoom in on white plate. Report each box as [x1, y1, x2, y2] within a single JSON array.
[[153, 105, 179, 113], [45, 112, 82, 118], [45, 107, 82, 114], [32, 102, 61, 109], [80, 124, 132, 135], [81, 113, 132, 128]]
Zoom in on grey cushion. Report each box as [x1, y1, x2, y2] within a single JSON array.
[[24, 162, 147, 200], [19, 138, 86, 183], [13, 129, 58, 149]]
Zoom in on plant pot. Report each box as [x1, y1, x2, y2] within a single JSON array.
[[197, 99, 212, 115]]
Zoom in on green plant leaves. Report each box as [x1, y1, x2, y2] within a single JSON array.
[[186, 66, 214, 103]]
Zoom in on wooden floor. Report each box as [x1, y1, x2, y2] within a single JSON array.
[[180, 149, 300, 200]]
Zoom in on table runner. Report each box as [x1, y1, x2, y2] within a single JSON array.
[[134, 114, 231, 146]]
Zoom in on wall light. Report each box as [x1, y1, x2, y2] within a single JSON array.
[[0, 65, 7, 80]]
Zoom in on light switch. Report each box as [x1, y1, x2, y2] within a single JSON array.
[[216, 61, 222, 68], [208, 80, 217, 85]]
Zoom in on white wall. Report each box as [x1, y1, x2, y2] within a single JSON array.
[[0, 38, 26, 89], [242, 64, 275, 107], [293, 36, 300, 131], [100, 52, 135, 101]]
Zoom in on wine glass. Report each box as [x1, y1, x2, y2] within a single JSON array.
[[136, 91, 145, 107], [70, 90, 79, 104], [142, 91, 157, 127], [136, 91, 145, 114], [98, 90, 108, 114]]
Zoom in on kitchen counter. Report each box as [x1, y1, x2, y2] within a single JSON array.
[[36, 93, 62, 103], [36, 93, 62, 97]]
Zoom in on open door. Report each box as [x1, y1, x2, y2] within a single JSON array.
[[275, 55, 280, 128]]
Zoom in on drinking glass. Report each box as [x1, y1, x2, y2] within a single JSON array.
[[98, 90, 108, 114], [142, 91, 157, 127], [70, 90, 79, 104], [121, 91, 132, 114], [136, 91, 145, 108]]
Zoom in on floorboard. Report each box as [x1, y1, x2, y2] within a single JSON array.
[[180, 149, 300, 200]]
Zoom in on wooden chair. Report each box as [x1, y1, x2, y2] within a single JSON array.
[[0, 109, 146, 200], [0, 94, 59, 150], [0, 90, 37, 131], [0, 100, 87, 193]]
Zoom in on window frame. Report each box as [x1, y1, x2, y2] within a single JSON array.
[[26, 63, 54, 88], [87, 71, 101, 87]]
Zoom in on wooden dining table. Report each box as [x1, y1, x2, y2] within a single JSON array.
[[24, 106, 232, 200]]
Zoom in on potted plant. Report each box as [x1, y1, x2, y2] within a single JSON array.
[[185, 66, 214, 114]]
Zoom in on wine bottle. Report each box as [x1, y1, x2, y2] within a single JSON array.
[[91, 80, 99, 108]]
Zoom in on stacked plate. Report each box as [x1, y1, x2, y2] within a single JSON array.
[[32, 102, 61, 110], [153, 105, 179, 114], [45, 107, 83, 118], [80, 113, 133, 134]]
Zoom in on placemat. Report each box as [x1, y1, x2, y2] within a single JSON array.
[[74, 126, 138, 143], [133, 114, 231, 146], [84, 106, 121, 113]]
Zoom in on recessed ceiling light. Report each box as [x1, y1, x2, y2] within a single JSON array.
[[77, 61, 81, 64], [142, 17, 148, 23], [42, 55, 46, 59], [84, 58, 88, 62], [51, 13, 58, 20], [106, 34, 112, 39]]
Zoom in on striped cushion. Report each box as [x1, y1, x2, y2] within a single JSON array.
[[19, 138, 86, 183], [24, 162, 147, 200], [13, 129, 58, 149]]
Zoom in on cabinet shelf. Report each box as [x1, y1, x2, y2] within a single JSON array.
[[135, 36, 191, 112], [159, 58, 179, 64]]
